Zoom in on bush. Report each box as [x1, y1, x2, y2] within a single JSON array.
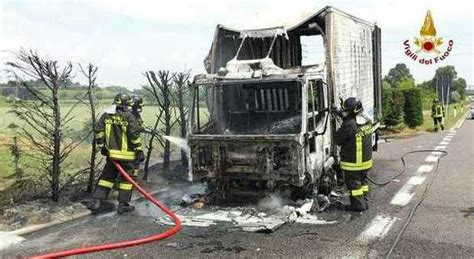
[[450, 91, 461, 103], [402, 88, 424, 128], [420, 87, 436, 110], [384, 89, 404, 127], [381, 82, 392, 123]]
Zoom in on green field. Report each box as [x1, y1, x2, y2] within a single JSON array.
[[0, 100, 180, 190]]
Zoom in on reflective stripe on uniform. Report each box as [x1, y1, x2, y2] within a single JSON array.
[[133, 169, 139, 177], [118, 183, 133, 190], [98, 179, 114, 188], [436, 106, 442, 116], [121, 126, 128, 152], [361, 185, 369, 192], [109, 149, 135, 161], [351, 188, 364, 197], [105, 123, 112, 147], [95, 132, 104, 139], [341, 160, 373, 171], [356, 135, 363, 164], [434, 105, 443, 118], [131, 138, 141, 144]]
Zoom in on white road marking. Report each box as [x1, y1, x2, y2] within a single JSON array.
[[0, 231, 25, 250], [439, 141, 450, 145], [416, 164, 434, 175], [391, 184, 415, 206], [425, 155, 439, 162], [357, 215, 397, 243], [407, 176, 426, 185], [435, 145, 447, 150]]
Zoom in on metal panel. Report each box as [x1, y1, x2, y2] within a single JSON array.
[[372, 25, 382, 121], [328, 11, 376, 122]]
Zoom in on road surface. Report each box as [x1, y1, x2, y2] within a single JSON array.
[[1, 118, 473, 258]]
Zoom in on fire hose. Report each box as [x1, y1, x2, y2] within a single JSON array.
[[31, 160, 182, 258]]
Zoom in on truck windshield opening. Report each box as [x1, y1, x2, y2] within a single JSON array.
[[192, 80, 302, 135]]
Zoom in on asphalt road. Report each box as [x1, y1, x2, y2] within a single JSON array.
[[1, 118, 473, 258]]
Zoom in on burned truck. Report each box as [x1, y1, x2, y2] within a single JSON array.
[[187, 6, 382, 197]]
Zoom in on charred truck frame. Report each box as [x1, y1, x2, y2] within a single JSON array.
[[187, 6, 382, 197]]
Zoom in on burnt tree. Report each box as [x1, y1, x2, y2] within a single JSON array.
[[173, 70, 191, 167], [144, 71, 176, 170], [79, 63, 100, 193], [6, 50, 81, 201], [142, 110, 163, 180]]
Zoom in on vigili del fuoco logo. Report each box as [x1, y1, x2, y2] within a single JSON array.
[[403, 10, 454, 65]]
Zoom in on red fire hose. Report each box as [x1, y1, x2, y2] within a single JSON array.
[[31, 160, 182, 258]]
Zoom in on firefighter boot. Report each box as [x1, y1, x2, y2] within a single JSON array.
[[348, 196, 367, 212], [117, 202, 135, 215], [363, 194, 370, 210]]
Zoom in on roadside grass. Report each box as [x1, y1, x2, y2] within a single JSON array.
[[418, 102, 469, 132], [382, 102, 469, 135]]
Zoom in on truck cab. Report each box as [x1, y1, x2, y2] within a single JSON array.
[[187, 6, 382, 197]]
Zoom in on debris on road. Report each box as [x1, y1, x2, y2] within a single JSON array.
[[0, 231, 25, 250], [155, 197, 338, 232]]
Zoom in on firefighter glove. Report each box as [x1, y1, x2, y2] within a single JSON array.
[[100, 146, 108, 156], [135, 150, 145, 163]]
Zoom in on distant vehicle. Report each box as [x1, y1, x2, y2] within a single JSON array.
[[187, 6, 382, 197]]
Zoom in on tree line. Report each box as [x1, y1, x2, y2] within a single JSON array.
[[381, 63, 467, 128]]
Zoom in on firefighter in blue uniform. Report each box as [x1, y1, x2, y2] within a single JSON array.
[[335, 97, 373, 211], [89, 93, 144, 214]]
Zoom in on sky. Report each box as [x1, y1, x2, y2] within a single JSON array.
[[0, 0, 473, 88]]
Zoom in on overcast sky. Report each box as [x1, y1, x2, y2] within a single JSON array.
[[1, 0, 472, 88]]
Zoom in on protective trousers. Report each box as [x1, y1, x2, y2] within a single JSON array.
[[433, 117, 444, 131], [93, 159, 136, 203], [344, 169, 370, 211]]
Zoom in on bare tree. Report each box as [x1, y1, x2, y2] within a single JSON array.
[[173, 70, 191, 167], [143, 110, 163, 180], [6, 50, 81, 201], [144, 70, 176, 171], [79, 63, 100, 193]]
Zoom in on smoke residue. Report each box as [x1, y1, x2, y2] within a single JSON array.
[[257, 193, 293, 212]]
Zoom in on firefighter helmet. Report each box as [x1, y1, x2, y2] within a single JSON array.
[[130, 95, 144, 111], [343, 97, 363, 115], [113, 93, 129, 109]]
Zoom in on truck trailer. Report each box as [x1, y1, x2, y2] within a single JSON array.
[[187, 6, 382, 197]]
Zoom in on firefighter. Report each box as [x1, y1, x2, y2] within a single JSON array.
[[129, 94, 154, 134], [335, 97, 373, 212], [129, 95, 145, 128], [89, 93, 144, 214], [431, 98, 445, 131]]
